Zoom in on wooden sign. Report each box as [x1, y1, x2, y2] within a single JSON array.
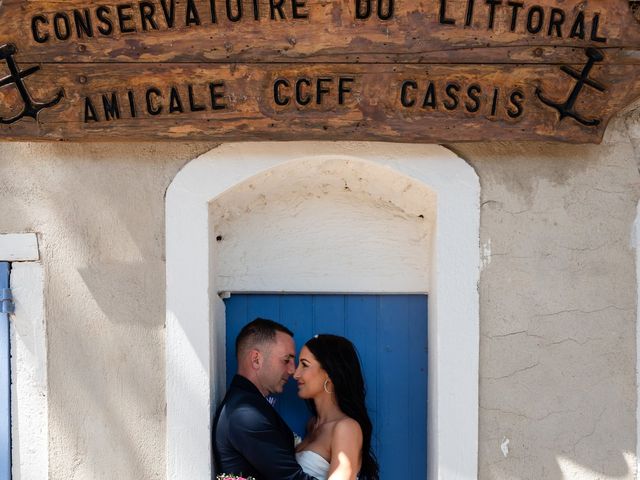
[[0, 0, 639, 142]]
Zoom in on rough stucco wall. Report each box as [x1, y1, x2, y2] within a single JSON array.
[[210, 157, 436, 293], [0, 142, 215, 480], [452, 111, 640, 479], [0, 127, 638, 480]]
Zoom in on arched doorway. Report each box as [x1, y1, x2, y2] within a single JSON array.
[[165, 142, 480, 480]]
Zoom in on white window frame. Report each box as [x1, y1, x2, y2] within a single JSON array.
[[0, 233, 48, 480], [631, 202, 640, 479]]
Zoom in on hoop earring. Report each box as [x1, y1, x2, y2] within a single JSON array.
[[323, 379, 334, 394]]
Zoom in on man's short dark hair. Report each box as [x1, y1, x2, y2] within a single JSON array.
[[235, 318, 294, 360]]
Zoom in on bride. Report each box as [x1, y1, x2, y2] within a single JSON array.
[[293, 335, 379, 480]]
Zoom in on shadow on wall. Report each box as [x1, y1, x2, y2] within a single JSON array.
[[0, 142, 214, 478]]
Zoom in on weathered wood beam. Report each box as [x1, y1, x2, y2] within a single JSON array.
[[0, 0, 637, 142]]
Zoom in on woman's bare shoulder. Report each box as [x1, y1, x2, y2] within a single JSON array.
[[333, 417, 362, 440]]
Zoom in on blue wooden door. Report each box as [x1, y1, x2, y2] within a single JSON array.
[[224, 294, 428, 478], [0, 262, 10, 479]]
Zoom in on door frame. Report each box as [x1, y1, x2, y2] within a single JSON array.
[[165, 142, 480, 480], [0, 233, 47, 480]]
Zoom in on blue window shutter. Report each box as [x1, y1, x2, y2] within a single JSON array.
[[0, 262, 11, 479]]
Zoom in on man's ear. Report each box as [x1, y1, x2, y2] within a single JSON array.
[[250, 349, 262, 370]]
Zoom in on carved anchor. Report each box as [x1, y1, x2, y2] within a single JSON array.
[[536, 47, 606, 127], [0, 43, 64, 124]]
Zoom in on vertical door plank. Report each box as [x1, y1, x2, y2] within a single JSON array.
[[345, 295, 380, 453], [377, 296, 410, 478], [312, 295, 345, 335], [224, 295, 247, 388], [408, 296, 428, 478], [247, 294, 280, 322], [278, 295, 313, 436]]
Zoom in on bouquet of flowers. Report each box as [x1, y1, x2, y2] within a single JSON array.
[[216, 475, 256, 480]]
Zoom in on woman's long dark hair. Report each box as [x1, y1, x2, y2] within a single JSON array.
[[304, 334, 379, 480]]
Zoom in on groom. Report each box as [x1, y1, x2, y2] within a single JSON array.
[[213, 318, 317, 480]]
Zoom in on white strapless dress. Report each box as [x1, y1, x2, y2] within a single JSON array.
[[296, 450, 330, 480]]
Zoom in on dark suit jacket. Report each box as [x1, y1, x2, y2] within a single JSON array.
[[213, 374, 317, 480]]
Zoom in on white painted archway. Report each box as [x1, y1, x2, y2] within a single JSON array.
[[165, 142, 480, 480]]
